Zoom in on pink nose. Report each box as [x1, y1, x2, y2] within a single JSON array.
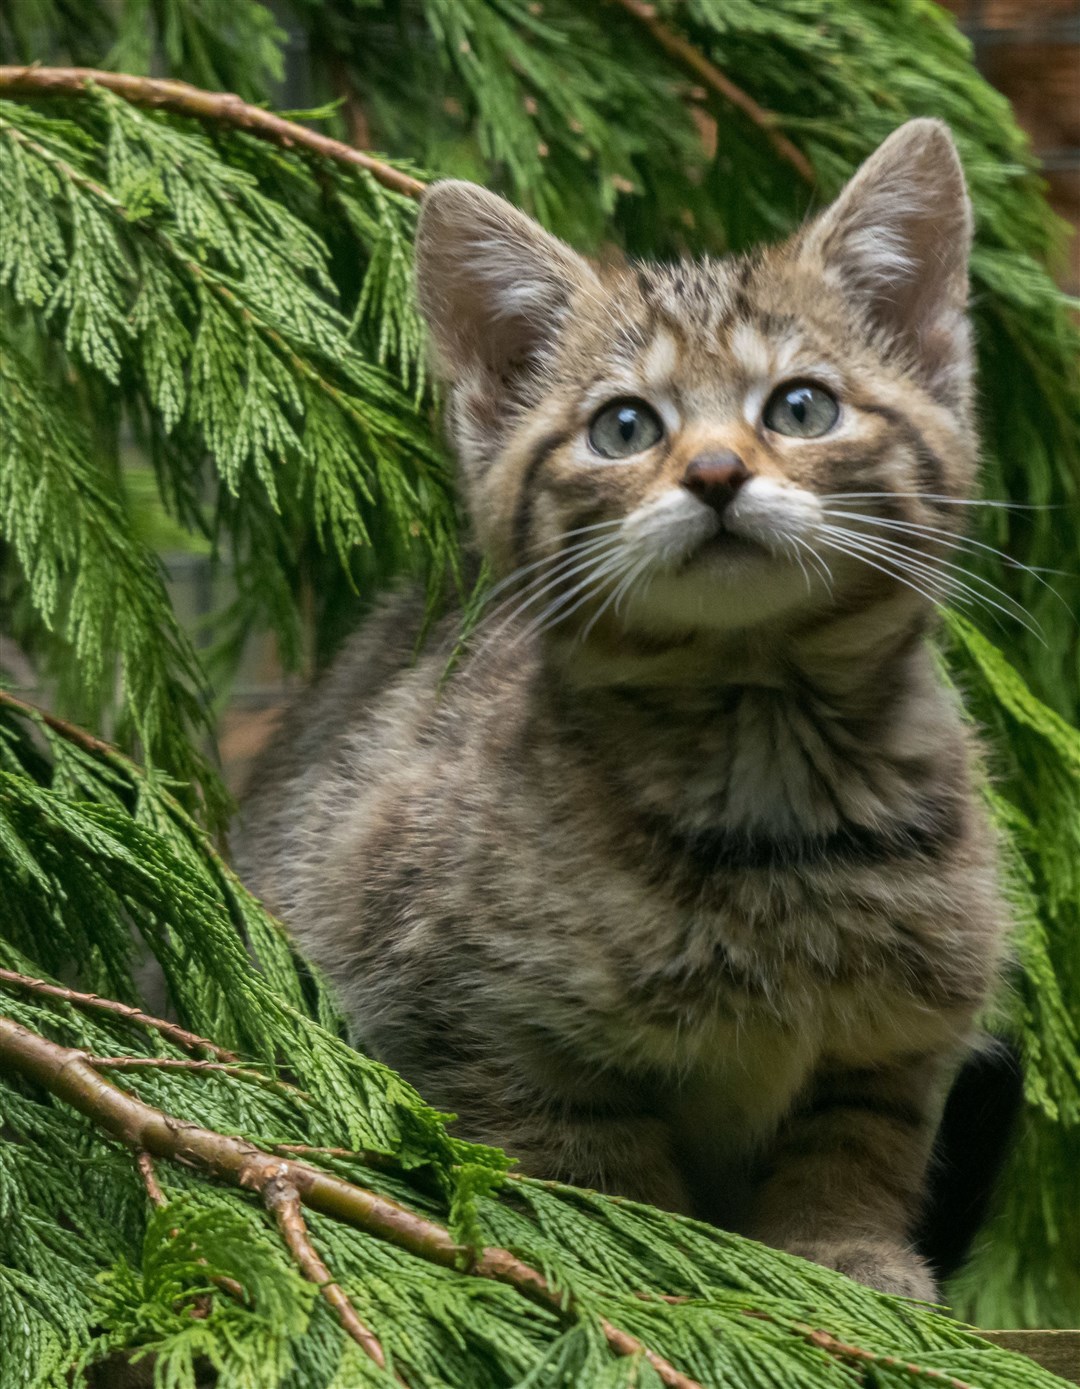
[[681, 451, 751, 515]]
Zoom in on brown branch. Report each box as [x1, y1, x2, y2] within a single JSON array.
[[0, 968, 238, 1062], [88, 1054, 308, 1102], [136, 1150, 248, 1308], [0, 65, 425, 199], [0, 1015, 702, 1389], [795, 1325, 976, 1389], [609, 0, 815, 184], [0, 688, 119, 761], [136, 1149, 167, 1206], [271, 1143, 397, 1172], [264, 1174, 402, 1380]]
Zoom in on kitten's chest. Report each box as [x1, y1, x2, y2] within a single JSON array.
[[583, 854, 962, 1079]]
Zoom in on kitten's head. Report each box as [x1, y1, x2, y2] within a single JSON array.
[[415, 120, 976, 652]]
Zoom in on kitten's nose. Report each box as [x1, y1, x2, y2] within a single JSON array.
[[681, 451, 751, 516]]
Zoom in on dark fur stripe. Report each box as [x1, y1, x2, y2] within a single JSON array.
[[639, 795, 963, 874], [803, 1095, 925, 1129], [513, 430, 568, 561], [859, 402, 950, 501]]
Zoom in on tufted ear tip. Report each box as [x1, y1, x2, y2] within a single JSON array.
[[797, 119, 973, 399], [414, 180, 597, 385]]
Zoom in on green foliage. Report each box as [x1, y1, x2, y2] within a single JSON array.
[[0, 705, 1070, 1388], [1, 0, 1079, 1380], [1, 86, 455, 763], [942, 615, 1080, 1328]]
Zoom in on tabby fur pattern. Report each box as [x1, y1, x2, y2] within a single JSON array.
[[239, 120, 1008, 1301]]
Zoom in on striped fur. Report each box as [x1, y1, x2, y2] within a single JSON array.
[[238, 122, 1007, 1301]]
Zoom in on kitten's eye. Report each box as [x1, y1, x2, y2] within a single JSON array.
[[588, 398, 664, 459], [763, 382, 839, 439]]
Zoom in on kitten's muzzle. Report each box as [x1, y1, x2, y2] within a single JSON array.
[[681, 451, 751, 517]]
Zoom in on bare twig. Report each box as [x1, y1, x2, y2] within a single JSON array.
[[0, 967, 238, 1062], [0, 65, 425, 199], [271, 1143, 396, 1172], [136, 1150, 247, 1307], [264, 1173, 402, 1379], [0, 1015, 703, 1389], [136, 1150, 167, 1207], [88, 1055, 308, 1102], [0, 689, 118, 759], [795, 1325, 976, 1389], [608, 0, 815, 184]]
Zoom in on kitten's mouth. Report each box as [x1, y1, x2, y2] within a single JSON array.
[[682, 527, 769, 567]]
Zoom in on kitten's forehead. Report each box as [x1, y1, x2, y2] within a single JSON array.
[[576, 254, 815, 402]]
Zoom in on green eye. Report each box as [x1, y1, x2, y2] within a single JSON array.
[[588, 398, 664, 459], [763, 381, 839, 438]]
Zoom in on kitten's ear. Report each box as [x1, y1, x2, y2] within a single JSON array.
[[799, 119, 973, 395], [415, 180, 598, 386]]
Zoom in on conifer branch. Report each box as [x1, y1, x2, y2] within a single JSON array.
[[87, 1055, 308, 1102], [792, 1326, 976, 1389], [607, 0, 815, 183], [0, 690, 117, 761], [136, 1150, 247, 1309], [0, 65, 425, 199], [0, 1013, 704, 1389], [0, 121, 392, 440], [271, 1143, 397, 1171], [264, 1173, 403, 1381], [0, 967, 238, 1061]]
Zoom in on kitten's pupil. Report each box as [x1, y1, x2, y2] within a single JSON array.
[[763, 381, 839, 438], [589, 397, 663, 458]]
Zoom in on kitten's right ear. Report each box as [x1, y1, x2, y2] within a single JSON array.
[[415, 180, 598, 387]]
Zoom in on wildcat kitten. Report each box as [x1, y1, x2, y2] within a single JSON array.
[[238, 120, 1007, 1301]]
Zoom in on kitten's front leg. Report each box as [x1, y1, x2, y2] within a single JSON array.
[[747, 1054, 949, 1301], [453, 1089, 692, 1214]]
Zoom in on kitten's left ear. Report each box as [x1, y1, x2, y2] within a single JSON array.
[[415, 179, 599, 390], [799, 119, 973, 397]]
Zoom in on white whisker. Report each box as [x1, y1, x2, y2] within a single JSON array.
[[482, 528, 624, 605], [523, 552, 635, 641], [580, 553, 653, 641], [820, 508, 1073, 603], [817, 530, 955, 613], [492, 540, 625, 635], [818, 525, 1047, 644], [818, 524, 1042, 634], [820, 492, 1052, 512]]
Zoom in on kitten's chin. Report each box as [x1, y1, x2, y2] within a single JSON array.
[[621, 551, 824, 636]]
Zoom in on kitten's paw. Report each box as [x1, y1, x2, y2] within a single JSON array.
[[787, 1239, 939, 1302]]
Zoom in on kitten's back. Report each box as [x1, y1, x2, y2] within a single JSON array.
[[236, 588, 435, 919]]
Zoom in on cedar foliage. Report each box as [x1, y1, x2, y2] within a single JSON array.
[[0, 2, 1078, 1385]]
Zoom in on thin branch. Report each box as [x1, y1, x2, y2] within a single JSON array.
[[609, 0, 815, 184], [136, 1149, 166, 1207], [271, 1143, 397, 1171], [264, 1173, 403, 1380], [0, 1014, 702, 1389], [0, 688, 121, 762], [88, 1054, 308, 1102], [136, 1149, 248, 1307], [0, 64, 425, 199], [0, 967, 238, 1062], [794, 1325, 976, 1389]]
